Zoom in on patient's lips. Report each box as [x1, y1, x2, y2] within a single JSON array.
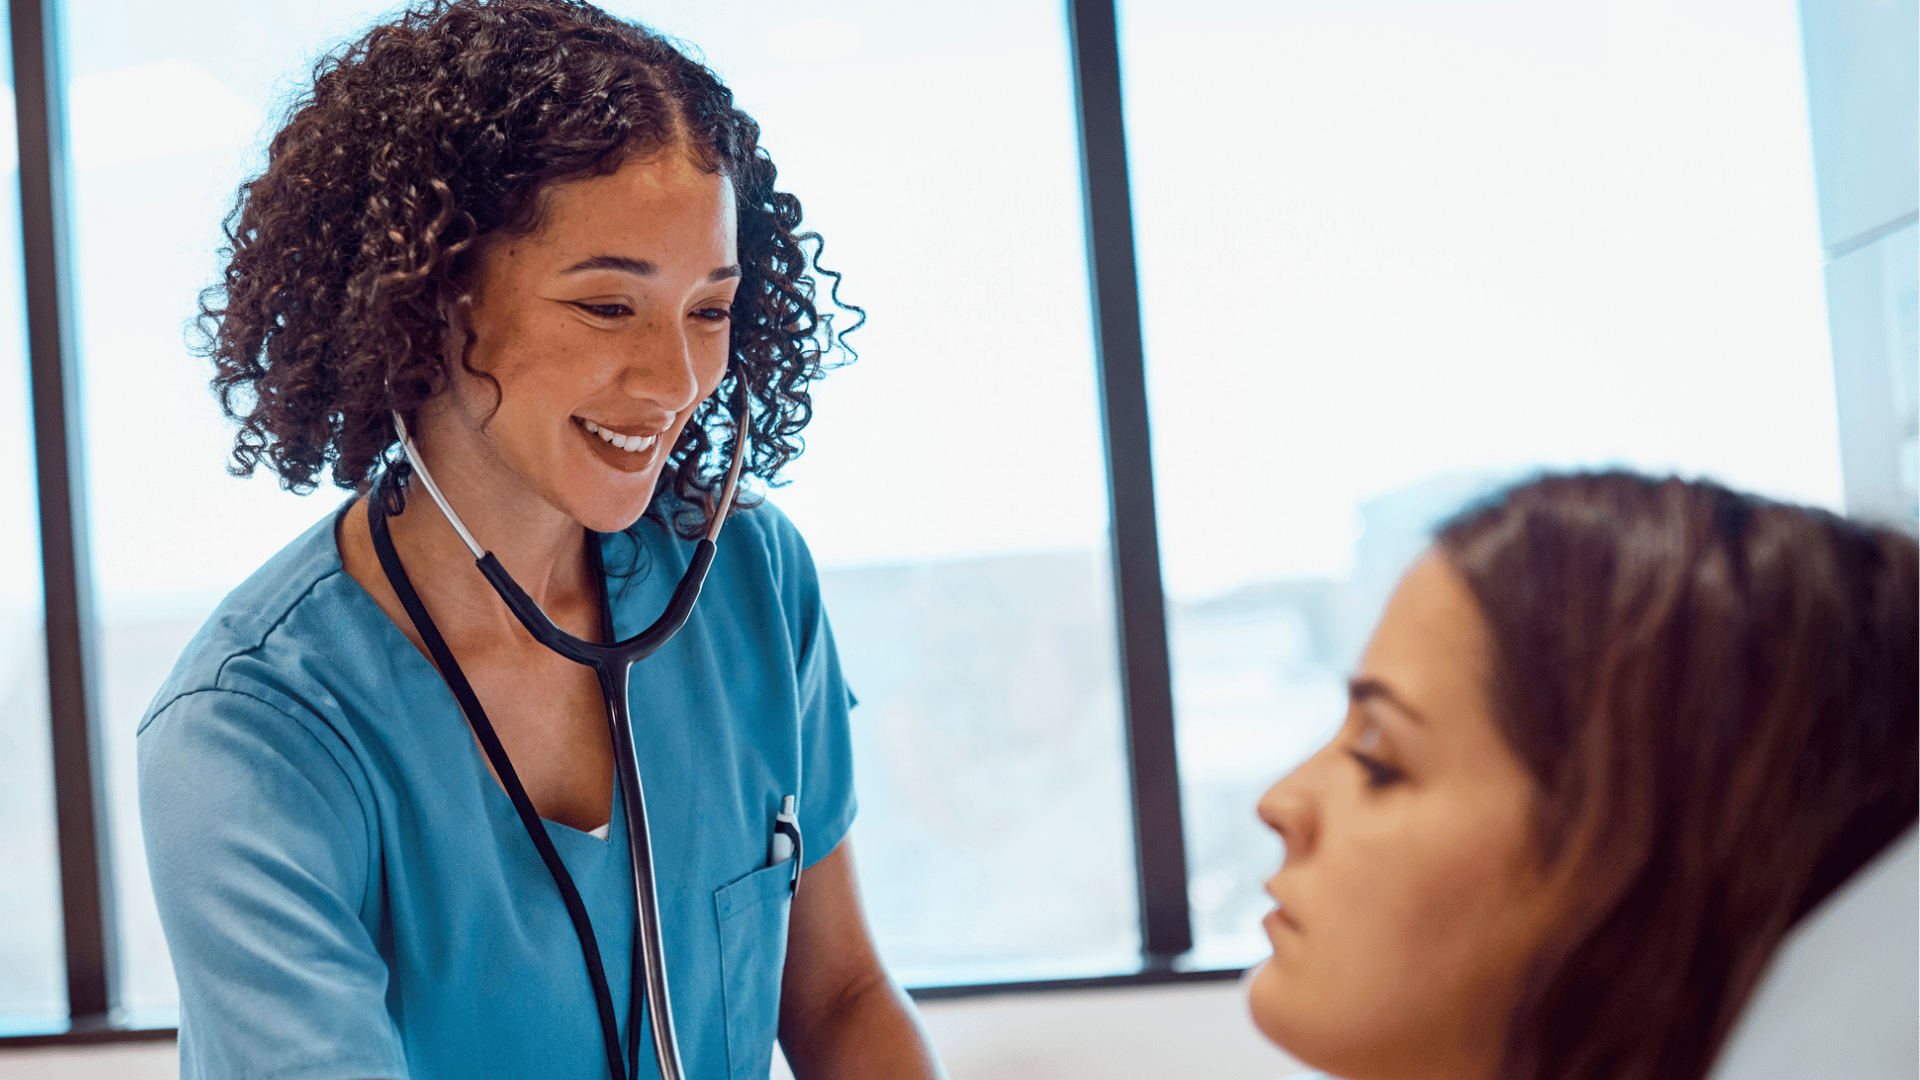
[[1264, 896, 1302, 937], [1264, 875, 1302, 933]]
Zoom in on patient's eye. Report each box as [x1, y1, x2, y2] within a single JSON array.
[[1348, 715, 1404, 790], [1350, 750, 1404, 789]]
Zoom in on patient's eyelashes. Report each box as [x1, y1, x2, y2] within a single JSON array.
[[1349, 716, 1404, 789], [1350, 749, 1404, 789]]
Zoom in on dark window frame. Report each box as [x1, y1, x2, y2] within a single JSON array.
[[0, 0, 1234, 1047]]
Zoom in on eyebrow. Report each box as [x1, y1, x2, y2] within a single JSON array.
[[1348, 676, 1429, 726], [561, 254, 743, 283]]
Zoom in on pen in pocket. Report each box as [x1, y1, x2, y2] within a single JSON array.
[[769, 795, 803, 892]]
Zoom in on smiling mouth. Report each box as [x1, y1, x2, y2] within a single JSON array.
[[581, 418, 659, 454]]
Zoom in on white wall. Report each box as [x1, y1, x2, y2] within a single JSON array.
[[0, 1044, 175, 1080], [0, 982, 1307, 1080], [903, 982, 1308, 1080]]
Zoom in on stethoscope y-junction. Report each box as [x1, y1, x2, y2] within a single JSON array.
[[368, 405, 787, 1080]]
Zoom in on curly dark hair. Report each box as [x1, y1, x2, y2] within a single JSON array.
[[196, 0, 856, 534]]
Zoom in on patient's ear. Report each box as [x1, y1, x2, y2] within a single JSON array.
[[1709, 828, 1917, 1079]]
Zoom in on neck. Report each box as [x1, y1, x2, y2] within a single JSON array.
[[384, 416, 596, 640]]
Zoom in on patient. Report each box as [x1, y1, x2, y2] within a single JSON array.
[[1248, 472, 1917, 1080]]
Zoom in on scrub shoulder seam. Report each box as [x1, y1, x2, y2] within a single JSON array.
[[143, 684, 381, 907], [144, 686, 371, 805], [208, 564, 351, 688]]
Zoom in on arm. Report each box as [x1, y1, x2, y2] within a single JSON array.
[[141, 689, 407, 1079], [776, 841, 946, 1080]]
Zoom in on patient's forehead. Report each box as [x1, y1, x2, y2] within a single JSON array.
[[1358, 551, 1494, 736]]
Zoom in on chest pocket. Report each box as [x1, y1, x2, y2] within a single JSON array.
[[713, 861, 795, 1079]]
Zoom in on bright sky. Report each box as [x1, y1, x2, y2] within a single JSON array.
[[0, 0, 1838, 616]]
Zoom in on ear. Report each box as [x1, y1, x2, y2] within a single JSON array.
[[438, 283, 476, 336], [433, 282, 483, 375]]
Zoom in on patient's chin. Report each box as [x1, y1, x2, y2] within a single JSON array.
[[1244, 956, 1319, 1062], [1244, 957, 1395, 1080]]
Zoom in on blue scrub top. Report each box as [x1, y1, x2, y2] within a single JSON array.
[[138, 497, 857, 1080]]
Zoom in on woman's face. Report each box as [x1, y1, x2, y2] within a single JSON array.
[[428, 148, 740, 533], [1248, 551, 1557, 1080]]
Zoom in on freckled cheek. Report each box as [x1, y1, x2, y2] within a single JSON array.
[[696, 335, 731, 396], [496, 329, 618, 400], [492, 358, 579, 419], [679, 342, 729, 409]]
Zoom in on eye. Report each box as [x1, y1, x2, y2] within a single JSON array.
[[1349, 750, 1404, 790], [690, 305, 732, 325], [574, 301, 632, 319], [1348, 714, 1404, 789]]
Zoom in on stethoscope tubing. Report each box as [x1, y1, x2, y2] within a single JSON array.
[[603, 659, 678, 1080], [366, 479, 635, 1076], [388, 406, 752, 1080]]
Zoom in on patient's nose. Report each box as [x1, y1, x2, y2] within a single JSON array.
[[1259, 769, 1319, 865]]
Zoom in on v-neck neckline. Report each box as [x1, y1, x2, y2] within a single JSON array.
[[331, 495, 623, 843]]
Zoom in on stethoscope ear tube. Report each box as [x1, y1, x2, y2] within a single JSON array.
[[367, 472, 634, 1080], [403, 405, 742, 671], [474, 537, 715, 669], [379, 404, 751, 1080]]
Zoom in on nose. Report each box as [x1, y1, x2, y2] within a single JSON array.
[[616, 313, 710, 423], [1258, 761, 1320, 867]]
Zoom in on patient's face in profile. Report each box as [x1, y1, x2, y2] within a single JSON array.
[[1249, 552, 1558, 1080]]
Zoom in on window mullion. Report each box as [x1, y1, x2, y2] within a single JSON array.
[[1065, 0, 1193, 962], [11, 0, 116, 1025]]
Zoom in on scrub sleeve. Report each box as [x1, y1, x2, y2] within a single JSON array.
[[138, 499, 856, 1080]]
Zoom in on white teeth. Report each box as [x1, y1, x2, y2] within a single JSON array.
[[581, 419, 656, 453]]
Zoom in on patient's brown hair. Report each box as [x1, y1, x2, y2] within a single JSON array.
[[1437, 473, 1917, 1080]]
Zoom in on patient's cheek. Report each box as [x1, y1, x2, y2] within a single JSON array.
[[1371, 821, 1543, 1013], [1244, 809, 1549, 1072]]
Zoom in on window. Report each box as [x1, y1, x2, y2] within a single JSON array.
[[3, 0, 1899, 1043], [62, 0, 428, 1023], [0, 12, 66, 1028], [621, 0, 1139, 985], [1117, 0, 1842, 966]]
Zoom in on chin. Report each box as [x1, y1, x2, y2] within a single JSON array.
[[1246, 958, 1296, 1049], [1246, 957, 1355, 1077], [556, 478, 663, 535], [577, 498, 658, 536]]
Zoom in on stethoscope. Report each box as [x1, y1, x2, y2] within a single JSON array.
[[365, 403, 798, 1080]]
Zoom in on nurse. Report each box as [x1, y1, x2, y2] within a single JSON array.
[[136, 2, 942, 1078]]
